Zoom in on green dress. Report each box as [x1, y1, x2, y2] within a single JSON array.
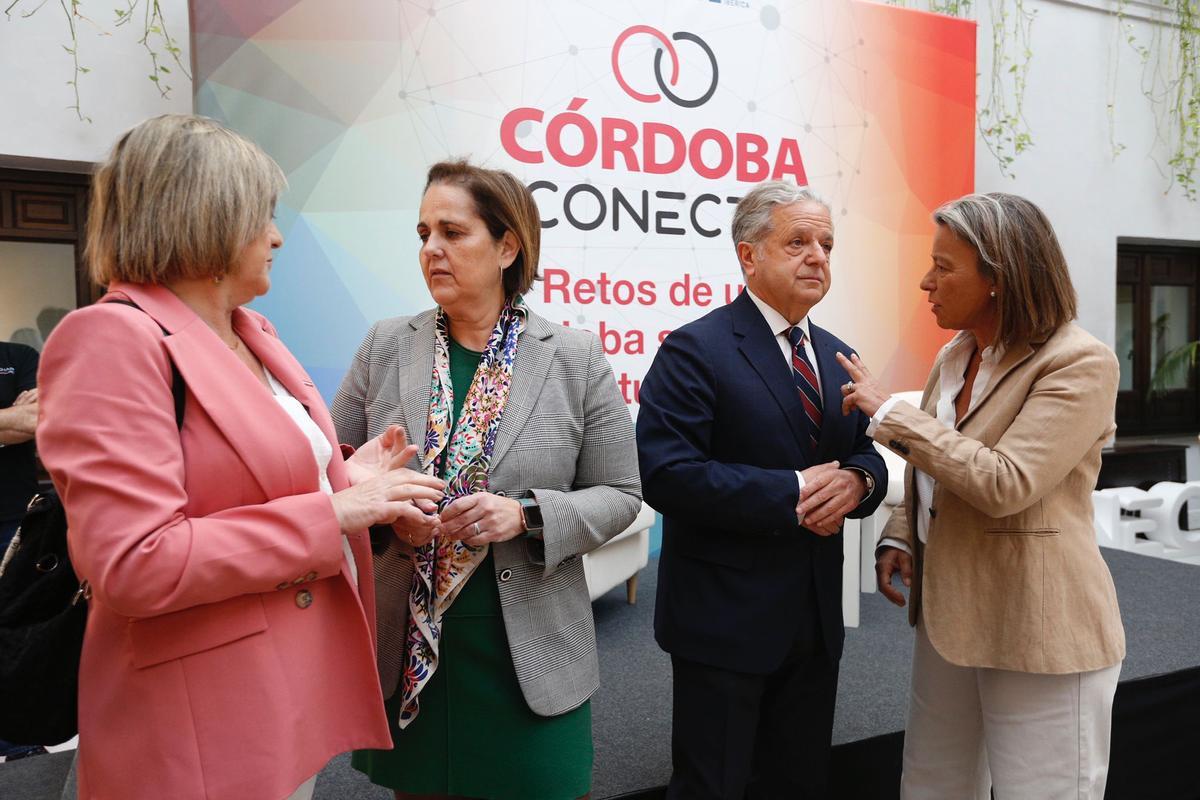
[[352, 337, 592, 800]]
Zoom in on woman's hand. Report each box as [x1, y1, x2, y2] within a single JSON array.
[[345, 424, 417, 485], [439, 492, 526, 546], [876, 546, 914, 607], [330, 469, 445, 534], [835, 352, 889, 418], [392, 498, 441, 548]]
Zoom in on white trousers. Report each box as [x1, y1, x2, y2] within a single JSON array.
[[901, 620, 1121, 800]]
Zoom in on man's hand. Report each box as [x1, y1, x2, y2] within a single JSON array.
[[796, 463, 864, 535], [876, 546, 913, 607]]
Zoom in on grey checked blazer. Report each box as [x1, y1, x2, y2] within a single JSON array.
[[331, 307, 641, 716]]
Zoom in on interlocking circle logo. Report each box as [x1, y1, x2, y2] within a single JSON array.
[[611, 25, 719, 108]]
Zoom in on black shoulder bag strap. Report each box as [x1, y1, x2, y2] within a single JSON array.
[[103, 298, 186, 429]]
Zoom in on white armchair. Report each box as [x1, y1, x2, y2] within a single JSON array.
[[583, 502, 656, 603]]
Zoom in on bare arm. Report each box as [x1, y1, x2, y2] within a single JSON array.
[[0, 396, 37, 444]]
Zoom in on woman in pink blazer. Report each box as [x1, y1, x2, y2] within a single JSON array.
[[36, 114, 445, 800]]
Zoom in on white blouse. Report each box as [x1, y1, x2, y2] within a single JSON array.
[[871, 331, 1004, 552], [264, 370, 357, 584]]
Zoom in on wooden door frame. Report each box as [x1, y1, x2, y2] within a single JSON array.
[[0, 164, 97, 308], [1116, 241, 1200, 436]]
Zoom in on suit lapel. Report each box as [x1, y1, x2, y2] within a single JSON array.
[[731, 291, 810, 457], [396, 312, 437, 469], [232, 309, 350, 487], [808, 322, 848, 461], [957, 340, 1036, 429], [490, 312, 556, 467], [110, 283, 319, 502]]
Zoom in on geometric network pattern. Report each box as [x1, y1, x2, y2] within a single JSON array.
[[192, 1, 974, 400]]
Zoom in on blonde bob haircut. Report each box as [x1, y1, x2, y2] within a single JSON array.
[[425, 159, 541, 299], [933, 192, 1078, 349], [87, 114, 286, 285]]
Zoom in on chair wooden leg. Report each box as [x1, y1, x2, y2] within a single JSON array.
[[625, 573, 639, 605]]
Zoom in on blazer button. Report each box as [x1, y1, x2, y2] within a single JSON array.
[[295, 589, 314, 609], [304, 571, 318, 582], [498, 568, 513, 583], [275, 581, 289, 591], [291, 576, 305, 586]]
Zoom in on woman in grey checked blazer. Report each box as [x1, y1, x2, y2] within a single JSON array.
[[333, 160, 641, 800]]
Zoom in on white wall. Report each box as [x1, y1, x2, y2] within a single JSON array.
[[971, 0, 1200, 349], [0, 240, 76, 346], [2, 0, 1194, 347], [0, 0, 192, 164]]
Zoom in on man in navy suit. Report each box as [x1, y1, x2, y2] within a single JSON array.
[[637, 181, 886, 799]]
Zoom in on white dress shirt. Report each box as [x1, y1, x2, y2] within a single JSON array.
[[871, 330, 1004, 553], [745, 288, 821, 384], [265, 369, 358, 584]]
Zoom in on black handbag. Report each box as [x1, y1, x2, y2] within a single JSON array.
[[0, 492, 87, 744], [0, 296, 184, 745]]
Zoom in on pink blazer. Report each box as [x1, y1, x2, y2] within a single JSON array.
[[37, 282, 391, 800]]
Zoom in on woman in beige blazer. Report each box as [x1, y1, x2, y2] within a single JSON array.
[[837, 193, 1124, 799]]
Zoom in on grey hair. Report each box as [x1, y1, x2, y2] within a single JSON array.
[[731, 181, 830, 248]]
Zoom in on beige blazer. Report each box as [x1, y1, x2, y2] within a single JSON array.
[[877, 322, 1125, 674]]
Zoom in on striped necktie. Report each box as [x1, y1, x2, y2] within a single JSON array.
[[788, 326, 822, 451]]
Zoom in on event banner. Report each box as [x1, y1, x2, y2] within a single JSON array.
[[191, 0, 975, 404]]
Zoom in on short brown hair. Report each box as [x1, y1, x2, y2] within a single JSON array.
[[425, 160, 541, 298], [933, 193, 1077, 348], [87, 114, 286, 285]]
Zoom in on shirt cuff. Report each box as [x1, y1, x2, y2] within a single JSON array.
[[876, 536, 912, 558], [794, 470, 806, 524], [842, 466, 875, 506], [865, 394, 906, 437]]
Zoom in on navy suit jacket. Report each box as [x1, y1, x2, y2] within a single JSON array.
[[638, 289, 886, 673]]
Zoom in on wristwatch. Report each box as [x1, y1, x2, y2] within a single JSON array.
[[518, 494, 544, 539], [847, 467, 875, 500]]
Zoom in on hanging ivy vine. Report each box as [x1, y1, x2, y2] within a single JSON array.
[[884, 0, 1037, 178], [1118, 0, 1200, 201], [977, 0, 1037, 176], [3, 0, 190, 122], [889, 0, 1198, 201]]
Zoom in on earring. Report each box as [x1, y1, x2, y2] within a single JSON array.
[[213, 275, 223, 285], [989, 290, 996, 298]]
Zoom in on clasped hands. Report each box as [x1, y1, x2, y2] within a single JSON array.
[[795, 461, 866, 535], [794, 349, 884, 535], [341, 425, 524, 548]]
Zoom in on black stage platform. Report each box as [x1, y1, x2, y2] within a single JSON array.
[[590, 546, 1200, 799], [2, 547, 1198, 799]]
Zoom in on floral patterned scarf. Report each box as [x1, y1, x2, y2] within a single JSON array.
[[397, 298, 526, 728]]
